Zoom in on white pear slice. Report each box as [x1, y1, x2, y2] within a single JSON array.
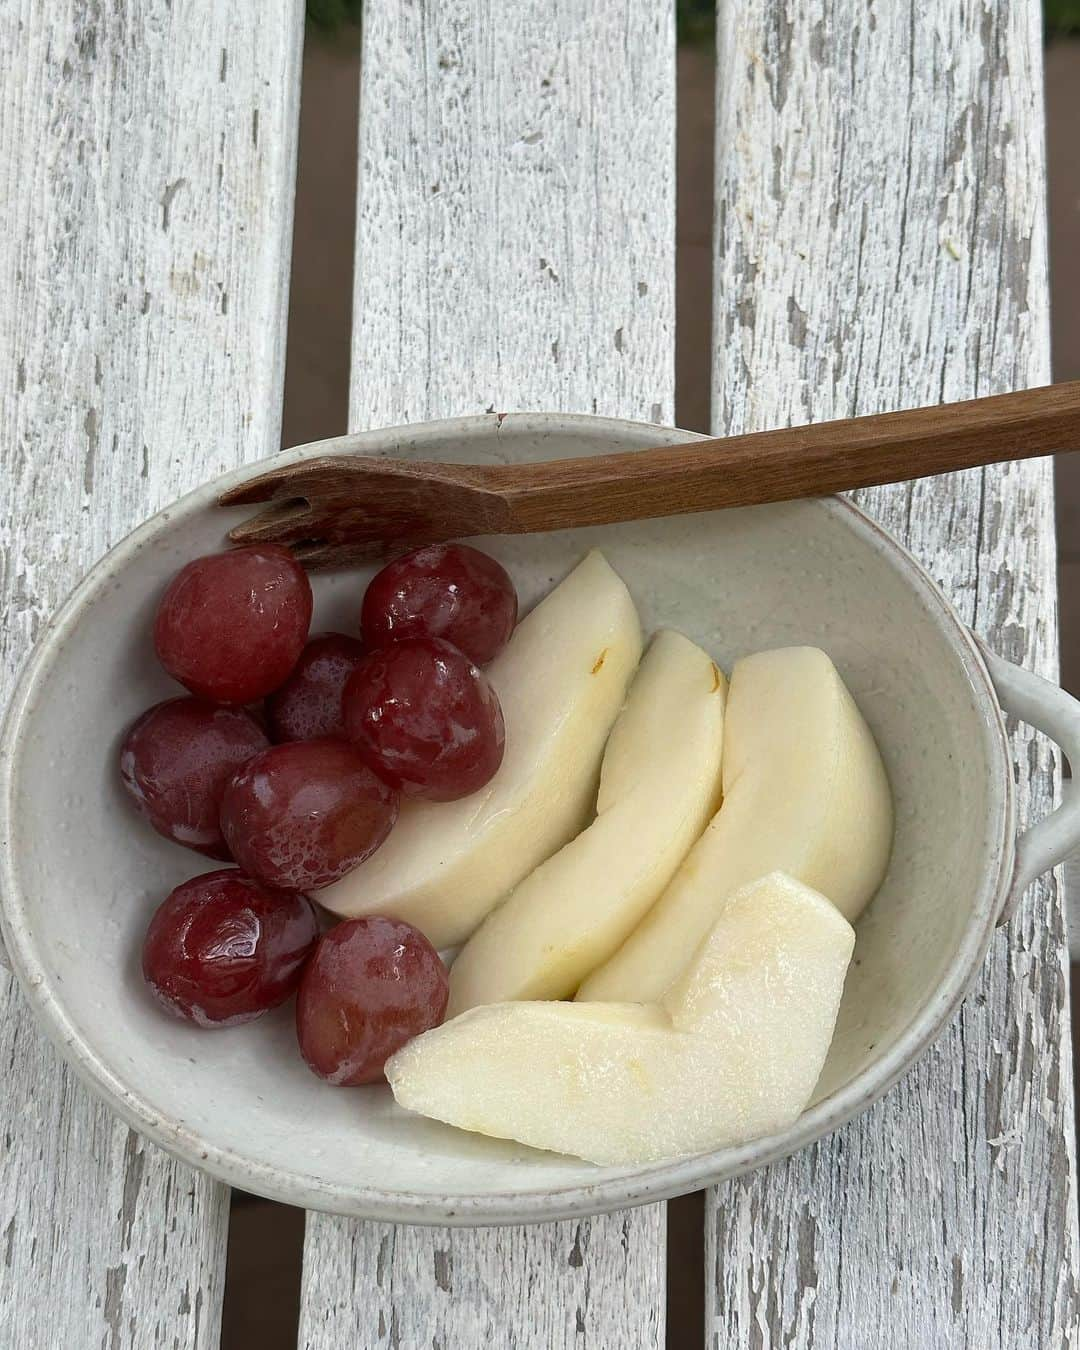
[[577, 646, 892, 1004], [387, 872, 855, 1166], [317, 551, 642, 948], [447, 630, 726, 1014]]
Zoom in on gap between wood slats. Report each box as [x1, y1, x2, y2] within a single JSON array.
[[664, 35, 716, 1350], [219, 22, 360, 1349]]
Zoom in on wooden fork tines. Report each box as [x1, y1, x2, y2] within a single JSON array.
[[219, 456, 511, 567]]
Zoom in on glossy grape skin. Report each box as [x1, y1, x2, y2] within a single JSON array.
[[361, 543, 517, 665], [220, 739, 399, 891], [295, 917, 449, 1084], [341, 637, 505, 801], [119, 698, 269, 858], [266, 632, 365, 742], [142, 869, 318, 1027], [153, 545, 313, 704]]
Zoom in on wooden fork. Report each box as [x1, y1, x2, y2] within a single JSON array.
[[220, 382, 1080, 567]]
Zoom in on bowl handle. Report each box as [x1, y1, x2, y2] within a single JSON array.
[[978, 642, 1080, 925]]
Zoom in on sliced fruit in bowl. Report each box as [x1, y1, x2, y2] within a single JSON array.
[[317, 548, 643, 948], [114, 528, 893, 1171], [446, 628, 726, 1013], [388, 872, 855, 1166], [578, 644, 893, 1004], [10, 411, 1079, 1220]]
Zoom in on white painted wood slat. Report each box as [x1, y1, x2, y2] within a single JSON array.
[[708, 2, 1080, 1344], [0, 2, 303, 1345], [299, 2, 675, 1346]]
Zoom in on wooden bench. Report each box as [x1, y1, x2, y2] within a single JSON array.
[[1, 3, 1075, 1345]]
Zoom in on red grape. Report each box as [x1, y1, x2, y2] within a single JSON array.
[[342, 637, 505, 801], [120, 697, 269, 858], [266, 632, 365, 742], [143, 869, 318, 1027], [153, 545, 312, 704], [296, 917, 448, 1084], [361, 543, 517, 665], [220, 739, 398, 891]]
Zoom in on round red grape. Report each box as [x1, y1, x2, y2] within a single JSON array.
[[143, 869, 318, 1027], [220, 739, 398, 891], [120, 697, 269, 858], [153, 545, 313, 703], [342, 637, 505, 801], [361, 543, 517, 665], [296, 916, 448, 1084], [266, 632, 365, 742]]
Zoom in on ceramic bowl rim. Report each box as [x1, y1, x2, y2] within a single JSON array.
[[0, 411, 1014, 1225]]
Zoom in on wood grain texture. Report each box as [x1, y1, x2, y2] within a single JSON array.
[[707, 2, 1080, 1345], [1064, 816, 1080, 962], [0, 2, 303, 1345], [299, 1, 674, 1346], [223, 381, 1080, 565]]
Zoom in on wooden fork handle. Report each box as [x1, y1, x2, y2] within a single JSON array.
[[487, 382, 1080, 532], [222, 382, 1080, 566]]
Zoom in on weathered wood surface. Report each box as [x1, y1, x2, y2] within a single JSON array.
[[708, 2, 1080, 1345], [0, 2, 303, 1346], [1065, 833, 1080, 961], [298, 2, 675, 1346]]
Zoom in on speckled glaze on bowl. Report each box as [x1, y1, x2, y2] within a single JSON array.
[[3, 412, 1080, 1227]]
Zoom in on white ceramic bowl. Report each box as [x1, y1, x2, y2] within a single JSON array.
[[3, 413, 1080, 1226]]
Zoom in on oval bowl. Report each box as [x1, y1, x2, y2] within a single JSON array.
[[0, 412, 1066, 1224]]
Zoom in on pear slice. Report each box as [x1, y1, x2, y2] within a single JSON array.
[[577, 646, 892, 1004], [387, 872, 855, 1166], [317, 551, 642, 949], [446, 630, 726, 1015]]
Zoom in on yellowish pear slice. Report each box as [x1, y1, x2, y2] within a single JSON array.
[[578, 646, 892, 1003], [447, 630, 726, 1014], [318, 551, 643, 948], [387, 872, 855, 1166]]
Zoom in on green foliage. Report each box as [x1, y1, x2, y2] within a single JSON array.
[[306, 0, 361, 33], [1047, 0, 1080, 34], [677, 0, 715, 44]]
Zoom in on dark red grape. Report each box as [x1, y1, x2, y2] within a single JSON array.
[[342, 637, 505, 801], [119, 697, 269, 858], [296, 917, 448, 1084], [143, 869, 318, 1027], [266, 632, 365, 742], [361, 543, 517, 665], [153, 545, 312, 704], [220, 739, 398, 891]]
